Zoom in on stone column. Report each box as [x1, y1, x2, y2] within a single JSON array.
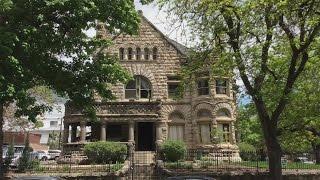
[[155, 122, 164, 152], [100, 122, 106, 141], [63, 123, 69, 143], [128, 121, 135, 143], [71, 124, 77, 142], [80, 121, 86, 142]]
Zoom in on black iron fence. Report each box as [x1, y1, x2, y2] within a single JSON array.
[[160, 149, 320, 172]]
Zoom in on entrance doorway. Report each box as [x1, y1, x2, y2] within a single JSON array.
[[137, 122, 155, 151]]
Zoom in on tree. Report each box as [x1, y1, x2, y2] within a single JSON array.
[[47, 131, 60, 150], [3, 140, 14, 172], [236, 55, 320, 158], [18, 133, 31, 172], [0, 0, 141, 177], [156, 0, 320, 179]]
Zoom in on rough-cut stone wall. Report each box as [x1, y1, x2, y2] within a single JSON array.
[[97, 12, 238, 149]]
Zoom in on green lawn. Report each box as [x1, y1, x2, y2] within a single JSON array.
[[164, 160, 320, 170]]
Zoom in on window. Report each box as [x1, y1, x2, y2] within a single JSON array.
[[136, 47, 141, 60], [199, 123, 211, 143], [219, 123, 231, 143], [128, 47, 133, 60], [167, 76, 181, 99], [168, 112, 185, 141], [217, 109, 231, 118], [50, 121, 58, 127], [119, 48, 124, 60], [152, 47, 158, 60], [197, 109, 212, 144], [216, 79, 227, 94], [125, 76, 151, 99], [144, 48, 150, 60], [197, 78, 209, 95], [168, 125, 184, 140]]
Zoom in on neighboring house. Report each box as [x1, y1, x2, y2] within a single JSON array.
[[63, 11, 238, 156], [32, 102, 65, 145]]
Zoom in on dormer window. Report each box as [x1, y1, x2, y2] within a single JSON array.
[[136, 47, 141, 60], [119, 48, 124, 60], [128, 48, 133, 60], [144, 48, 150, 60], [152, 47, 158, 60], [216, 79, 227, 94]]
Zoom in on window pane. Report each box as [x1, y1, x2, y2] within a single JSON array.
[[168, 125, 184, 141], [197, 79, 209, 95], [144, 48, 149, 60], [136, 48, 141, 60], [126, 80, 136, 89], [128, 48, 132, 60], [200, 124, 211, 143], [168, 83, 179, 98], [140, 89, 150, 99], [152, 47, 157, 60], [125, 90, 136, 99], [140, 78, 151, 89], [216, 80, 227, 94], [119, 48, 124, 60]]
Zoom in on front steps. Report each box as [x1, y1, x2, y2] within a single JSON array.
[[134, 151, 155, 164]]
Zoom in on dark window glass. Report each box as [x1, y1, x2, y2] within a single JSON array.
[[136, 47, 141, 60], [152, 47, 157, 60], [119, 48, 124, 60], [216, 79, 227, 94], [197, 79, 209, 95], [168, 83, 179, 98], [144, 48, 149, 60], [125, 76, 151, 99], [128, 48, 133, 60]]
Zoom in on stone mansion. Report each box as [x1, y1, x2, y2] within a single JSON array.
[[62, 11, 238, 155]]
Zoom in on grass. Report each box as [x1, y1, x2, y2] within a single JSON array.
[[164, 160, 320, 170]]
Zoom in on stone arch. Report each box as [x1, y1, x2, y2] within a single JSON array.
[[161, 105, 190, 122], [168, 111, 185, 123], [213, 103, 234, 119], [124, 64, 158, 96]]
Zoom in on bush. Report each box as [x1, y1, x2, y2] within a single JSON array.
[[238, 142, 257, 161], [161, 140, 186, 162], [84, 141, 127, 164]]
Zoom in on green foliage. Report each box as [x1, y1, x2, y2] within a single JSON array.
[[18, 133, 32, 172], [160, 140, 187, 162], [0, 0, 143, 177], [3, 141, 14, 171], [47, 131, 60, 150], [83, 141, 127, 164]]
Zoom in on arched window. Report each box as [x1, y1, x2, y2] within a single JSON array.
[[197, 109, 212, 144], [152, 47, 158, 60], [128, 48, 133, 60], [217, 108, 231, 118], [119, 48, 124, 60], [144, 48, 150, 60], [125, 76, 151, 99], [136, 47, 141, 60], [168, 112, 185, 141]]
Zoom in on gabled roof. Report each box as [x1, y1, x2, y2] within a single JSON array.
[[138, 10, 188, 56]]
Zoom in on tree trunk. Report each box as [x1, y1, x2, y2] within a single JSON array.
[[0, 104, 4, 179], [312, 144, 320, 164], [254, 100, 283, 180]]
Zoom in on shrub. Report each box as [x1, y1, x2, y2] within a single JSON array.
[[161, 140, 186, 162], [18, 133, 32, 172], [237, 142, 257, 161], [84, 141, 127, 164], [4, 142, 14, 172]]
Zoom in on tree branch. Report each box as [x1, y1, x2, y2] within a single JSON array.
[[279, 15, 298, 52]]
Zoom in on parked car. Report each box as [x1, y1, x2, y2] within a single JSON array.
[[295, 157, 314, 164], [10, 155, 21, 168], [48, 150, 61, 160], [167, 176, 216, 180], [30, 151, 50, 161]]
